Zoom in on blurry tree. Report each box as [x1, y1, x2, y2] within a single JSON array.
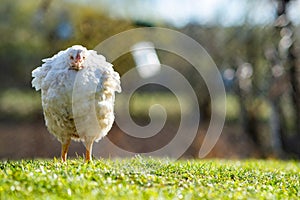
[[1, 0, 300, 159], [181, 24, 279, 157], [265, 0, 300, 158]]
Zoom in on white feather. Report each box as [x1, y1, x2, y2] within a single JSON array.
[[31, 45, 121, 146]]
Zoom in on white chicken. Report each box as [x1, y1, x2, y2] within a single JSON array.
[[31, 45, 121, 162]]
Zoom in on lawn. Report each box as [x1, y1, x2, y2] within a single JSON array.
[[0, 157, 299, 200]]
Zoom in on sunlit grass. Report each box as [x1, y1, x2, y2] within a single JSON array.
[[0, 157, 299, 199]]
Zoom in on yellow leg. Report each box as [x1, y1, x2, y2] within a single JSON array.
[[61, 138, 71, 162], [84, 140, 94, 162]]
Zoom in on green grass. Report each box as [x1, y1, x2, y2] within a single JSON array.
[[0, 157, 299, 200]]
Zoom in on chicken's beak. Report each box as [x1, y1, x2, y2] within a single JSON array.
[[75, 53, 82, 63]]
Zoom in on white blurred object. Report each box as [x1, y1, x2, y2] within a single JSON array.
[[131, 42, 161, 79], [237, 63, 253, 92]]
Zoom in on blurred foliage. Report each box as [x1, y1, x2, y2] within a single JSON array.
[[116, 92, 191, 119], [0, 0, 135, 89], [0, 89, 41, 121], [0, 0, 298, 121], [0, 0, 300, 158]]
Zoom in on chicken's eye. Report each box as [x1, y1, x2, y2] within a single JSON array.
[[70, 56, 74, 60], [83, 56, 86, 59]]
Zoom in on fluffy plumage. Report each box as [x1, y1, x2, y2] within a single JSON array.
[[32, 45, 121, 161]]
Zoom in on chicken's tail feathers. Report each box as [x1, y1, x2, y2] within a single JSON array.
[[32, 50, 59, 91], [31, 64, 51, 91]]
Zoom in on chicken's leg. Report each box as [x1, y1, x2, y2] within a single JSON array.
[[84, 140, 94, 162], [61, 138, 71, 162]]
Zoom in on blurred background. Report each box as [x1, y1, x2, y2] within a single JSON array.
[[1, 0, 300, 160]]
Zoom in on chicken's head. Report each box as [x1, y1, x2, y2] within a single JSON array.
[[68, 45, 88, 71]]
